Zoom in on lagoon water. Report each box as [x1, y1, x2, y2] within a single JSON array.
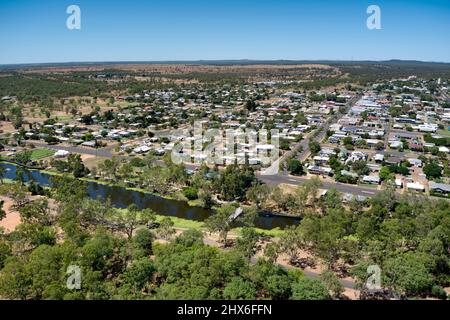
[[1, 163, 300, 230]]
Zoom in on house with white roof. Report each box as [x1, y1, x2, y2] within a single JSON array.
[[438, 146, 449, 153], [362, 175, 380, 185], [406, 182, 425, 192], [374, 154, 384, 162], [54, 150, 70, 158], [407, 158, 423, 167]]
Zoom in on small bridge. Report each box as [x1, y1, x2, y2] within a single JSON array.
[[228, 207, 243, 222]]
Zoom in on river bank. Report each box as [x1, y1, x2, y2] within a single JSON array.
[[0, 162, 300, 231]]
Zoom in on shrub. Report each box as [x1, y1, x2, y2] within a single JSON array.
[[431, 285, 447, 300], [183, 187, 198, 200]]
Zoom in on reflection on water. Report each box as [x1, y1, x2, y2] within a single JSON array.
[[1, 163, 300, 230]]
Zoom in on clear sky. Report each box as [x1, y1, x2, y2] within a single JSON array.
[[0, 0, 449, 64]]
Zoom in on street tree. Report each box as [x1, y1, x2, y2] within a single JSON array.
[[205, 204, 235, 245], [320, 269, 344, 299], [291, 277, 330, 300], [223, 277, 256, 299], [235, 227, 260, 259], [116, 204, 155, 240], [157, 217, 176, 240]]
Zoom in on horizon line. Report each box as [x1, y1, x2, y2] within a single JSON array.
[[2, 58, 450, 68]]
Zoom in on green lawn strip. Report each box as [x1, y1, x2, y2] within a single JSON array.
[[155, 216, 283, 237], [116, 207, 284, 237], [232, 226, 285, 238], [29, 148, 55, 160], [155, 215, 206, 229]]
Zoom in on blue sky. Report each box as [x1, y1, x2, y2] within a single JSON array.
[[0, 0, 449, 64]]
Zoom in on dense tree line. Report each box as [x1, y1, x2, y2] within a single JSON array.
[[0, 177, 330, 300], [0, 170, 449, 299]]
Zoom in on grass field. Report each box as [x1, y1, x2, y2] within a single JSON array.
[[54, 115, 74, 121], [29, 149, 55, 160], [155, 215, 205, 229], [438, 128, 450, 137], [118, 208, 285, 238]]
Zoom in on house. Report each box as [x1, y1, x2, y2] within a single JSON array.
[[307, 165, 333, 176], [385, 156, 401, 166], [118, 130, 132, 137], [346, 151, 367, 163], [329, 124, 342, 132], [328, 133, 346, 143], [389, 140, 403, 149], [133, 145, 151, 154], [155, 149, 166, 156], [438, 146, 449, 153], [417, 123, 437, 133], [320, 148, 336, 157], [362, 175, 380, 185], [248, 158, 261, 165], [395, 178, 403, 189], [313, 156, 330, 165], [407, 158, 423, 167], [429, 181, 450, 195], [366, 139, 382, 147], [374, 154, 384, 162], [81, 141, 97, 148], [54, 150, 70, 158], [410, 143, 423, 152], [395, 117, 416, 124], [406, 182, 425, 192]]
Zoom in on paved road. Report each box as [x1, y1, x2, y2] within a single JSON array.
[[298, 94, 362, 161], [440, 88, 449, 101], [299, 269, 355, 289], [259, 172, 379, 197], [248, 256, 355, 289]]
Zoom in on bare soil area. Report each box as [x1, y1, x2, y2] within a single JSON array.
[[0, 196, 21, 233]]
